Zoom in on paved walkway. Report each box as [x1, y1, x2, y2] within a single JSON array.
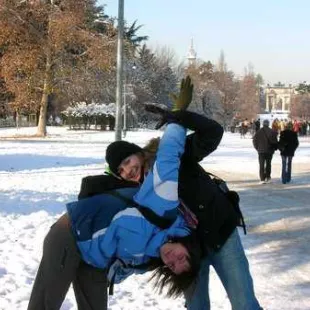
[[206, 162, 310, 310]]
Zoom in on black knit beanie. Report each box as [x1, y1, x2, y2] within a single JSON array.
[[106, 141, 143, 175]]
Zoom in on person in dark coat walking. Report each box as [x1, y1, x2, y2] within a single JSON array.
[[253, 119, 278, 184], [255, 118, 261, 132], [278, 122, 299, 184], [79, 109, 261, 310]]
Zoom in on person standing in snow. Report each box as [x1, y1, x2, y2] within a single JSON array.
[[78, 111, 262, 307], [253, 119, 278, 184], [278, 122, 299, 184], [255, 118, 261, 133], [27, 76, 202, 310]]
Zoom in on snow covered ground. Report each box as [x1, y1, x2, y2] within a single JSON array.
[[0, 126, 309, 310]]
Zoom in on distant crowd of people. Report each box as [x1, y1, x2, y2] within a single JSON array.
[[270, 118, 309, 136], [237, 118, 309, 138]]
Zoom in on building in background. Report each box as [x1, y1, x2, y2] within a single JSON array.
[[256, 83, 295, 124], [265, 84, 295, 113]]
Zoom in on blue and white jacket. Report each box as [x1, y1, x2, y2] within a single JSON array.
[[66, 123, 190, 282]]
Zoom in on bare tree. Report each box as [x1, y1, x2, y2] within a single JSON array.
[[291, 94, 310, 119], [0, 0, 114, 136], [212, 52, 239, 128], [236, 64, 260, 120]]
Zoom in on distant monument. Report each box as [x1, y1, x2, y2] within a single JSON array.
[[186, 38, 197, 66], [265, 83, 295, 113]]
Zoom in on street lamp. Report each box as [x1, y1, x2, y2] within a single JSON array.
[[115, 0, 125, 141], [123, 63, 136, 138]]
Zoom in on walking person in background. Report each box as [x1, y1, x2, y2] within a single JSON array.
[[292, 119, 300, 134], [240, 118, 249, 138], [272, 118, 280, 134], [254, 118, 261, 133], [279, 119, 286, 132], [278, 122, 299, 184], [250, 119, 256, 137], [253, 119, 278, 184]]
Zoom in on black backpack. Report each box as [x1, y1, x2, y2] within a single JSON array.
[[206, 172, 247, 235]]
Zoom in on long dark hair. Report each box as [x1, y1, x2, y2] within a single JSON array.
[[148, 232, 202, 298]]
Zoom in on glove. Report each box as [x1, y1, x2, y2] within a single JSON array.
[[143, 103, 171, 129], [170, 75, 193, 111], [144, 104, 194, 130], [144, 76, 194, 129]]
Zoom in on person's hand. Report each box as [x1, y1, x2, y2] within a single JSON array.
[[143, 103, 170, 116], [143, 76, 194, 129], [143, 103, 170, 129], [170, 75, 193, 111]]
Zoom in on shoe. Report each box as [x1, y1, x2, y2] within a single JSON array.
[[259, 180, 266, 185], [265, 178, 271, 183]]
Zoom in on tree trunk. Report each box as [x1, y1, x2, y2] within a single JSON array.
[[37, 13, 52, 137], [37, 88, 49, 136], [15, 109, 20, 129]]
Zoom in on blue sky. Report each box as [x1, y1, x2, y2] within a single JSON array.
[[99, 0, 310, 85]]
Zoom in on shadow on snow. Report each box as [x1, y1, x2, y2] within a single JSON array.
[[0, 154, 103, 172]]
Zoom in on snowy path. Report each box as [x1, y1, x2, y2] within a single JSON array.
[[214, 169, 310, 310]]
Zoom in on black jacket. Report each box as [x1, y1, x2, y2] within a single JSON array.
[[253, 126, 278, 154], [175, 111, 239, 253], [78, 111, 239, 254], [78, 174, 138, 200], [278, 129, 299, 156]]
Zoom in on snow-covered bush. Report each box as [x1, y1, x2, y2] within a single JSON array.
[[62, 102, 116, 130], [62, 102, 116, 117]]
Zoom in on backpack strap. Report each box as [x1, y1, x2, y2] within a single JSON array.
[[106, 190, 174, 229], [138, 206, 175, 229]]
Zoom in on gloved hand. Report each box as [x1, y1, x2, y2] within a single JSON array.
[[144, 75, 194, 129], [143, 103, 171, 129], [143, 103, 169, 116], [170, 75, 193, 111]]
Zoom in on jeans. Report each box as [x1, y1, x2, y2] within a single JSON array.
[[281, 155, 293, 184], [185, 229, 261, 310], [258, 153, 273, 181]]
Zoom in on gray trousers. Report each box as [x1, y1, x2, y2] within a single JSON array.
[[27, 214, 108, 310]]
